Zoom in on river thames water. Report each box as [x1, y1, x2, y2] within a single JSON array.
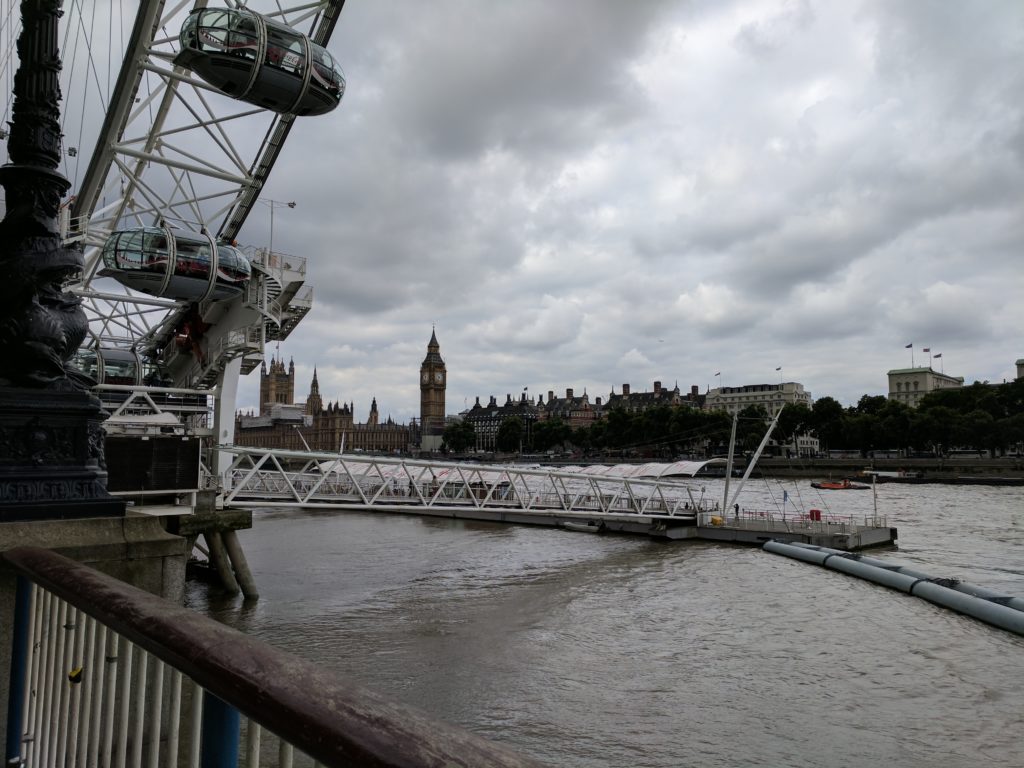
[[186, 479, 1024, 767]]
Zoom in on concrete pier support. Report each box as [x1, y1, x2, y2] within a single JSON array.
[[203, 531, 240, 596], [222, 530, 259, 600]]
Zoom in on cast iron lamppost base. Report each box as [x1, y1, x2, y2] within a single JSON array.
[[0, 0, 123, 522]]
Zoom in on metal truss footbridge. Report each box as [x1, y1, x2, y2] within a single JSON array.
[[219, 448, 723, 528]]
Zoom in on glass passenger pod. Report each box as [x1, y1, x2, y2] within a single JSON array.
[[99, 226, 251, 301], [71, 347, 143, 386], [175, 7, 345, 117]]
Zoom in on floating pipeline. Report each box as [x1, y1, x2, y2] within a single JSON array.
[[784, 542, 1024, 613], [762, 540, 1024, 637]]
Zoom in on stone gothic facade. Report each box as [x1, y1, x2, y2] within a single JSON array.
[[234, 357, 410, 453]]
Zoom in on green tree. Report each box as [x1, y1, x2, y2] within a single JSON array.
[[735, 405, 769, 452], [496, 416, 524, 453], [855, 394, 888, 415], [532, 418, 572, 452], [811, 396, 844, 452], [441, 420, 476, 453], [876, 400, 913, 453], [776, 403, 813, 454]]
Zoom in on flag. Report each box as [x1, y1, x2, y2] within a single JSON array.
[[775, 367, 782, 371], [905, 343, 913, 348], [714, 371, 721, 376], [933, 353, 942, 359], [523, 387, 528, 391], [922, 348, 930, 353]]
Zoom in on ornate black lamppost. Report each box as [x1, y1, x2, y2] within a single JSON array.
[[0, 0, 122, 520]]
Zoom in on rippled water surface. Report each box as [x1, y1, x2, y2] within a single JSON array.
[[187, 480, 1024, 767]]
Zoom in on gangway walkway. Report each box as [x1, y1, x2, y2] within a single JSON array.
[[219, 447, 712, 530]]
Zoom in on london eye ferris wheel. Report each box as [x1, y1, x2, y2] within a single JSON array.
[[0, 0, 347, 397]]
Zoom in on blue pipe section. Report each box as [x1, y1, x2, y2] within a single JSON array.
[[200, 692, 241, 768], [6, 577, 32, 765], [763, 540, 1024, 637]]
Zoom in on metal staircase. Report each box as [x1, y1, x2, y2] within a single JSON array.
[[242, 248, 312, 371]]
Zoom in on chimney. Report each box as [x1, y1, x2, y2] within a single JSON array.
[[654, 381, 662, 394], [566, 388, 574, 399], [691, 385, 699, 398], [596, 396, 602, 406], [505, 393, 512, 404], [548, 390, 554, 402], [622, 383, 630, 396]]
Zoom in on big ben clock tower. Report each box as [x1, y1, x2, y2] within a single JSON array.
[[419, 328, 446, 450]]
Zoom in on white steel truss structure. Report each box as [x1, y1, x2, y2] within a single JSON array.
[[221, 447, 713, 523]]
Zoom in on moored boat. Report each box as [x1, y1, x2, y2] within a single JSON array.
[[811, 479, 870, 490]]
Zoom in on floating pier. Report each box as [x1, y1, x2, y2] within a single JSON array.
[[688, 507, 897, 550]]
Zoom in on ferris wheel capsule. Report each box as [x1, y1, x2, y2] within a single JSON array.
[[173, 7, 345, 117], [99, 226, 252, 301]]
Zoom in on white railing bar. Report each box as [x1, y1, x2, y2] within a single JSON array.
[[22, 588, 39, 766], [56, 601, 74, 768], [80, 619, 101, 768], [166, 670, 184, 768], [100, 628, 117, 768], [130, 651, 148, 768], [279, 741, 294, 768], [64, 607, 86, 768], [147, 658, 166, 768], [40, 596, 64, 768], [245, 720, 262, 767], [189, 680, 204, 768], [20, 584, 40, 765], [114, 640, 134, 768]]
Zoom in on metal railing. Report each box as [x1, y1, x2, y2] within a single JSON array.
[[705, 506, 888, 535], [3, 546, 544, 768], [96, 385, 215, 434]]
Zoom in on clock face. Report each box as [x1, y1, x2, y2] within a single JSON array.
[[421, 372, 429, 383], [434, 371, 444, 383]]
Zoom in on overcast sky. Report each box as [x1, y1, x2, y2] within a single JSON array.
[[64, 2, 1024, 422]]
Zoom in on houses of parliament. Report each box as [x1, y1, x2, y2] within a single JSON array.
[[233, 331, 446, 453]]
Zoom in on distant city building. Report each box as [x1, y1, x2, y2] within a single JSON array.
[[234, 359, 410, 453], [463, 392, 539, 451], [887, 367, 963, 408], [605, 381, 703, 413], [461, 380, 705, 451], [1017, 358, 1024, 380], [419, 329, 446, 451], [704, 382, 812, 416], [539, 388, 600, 429]]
